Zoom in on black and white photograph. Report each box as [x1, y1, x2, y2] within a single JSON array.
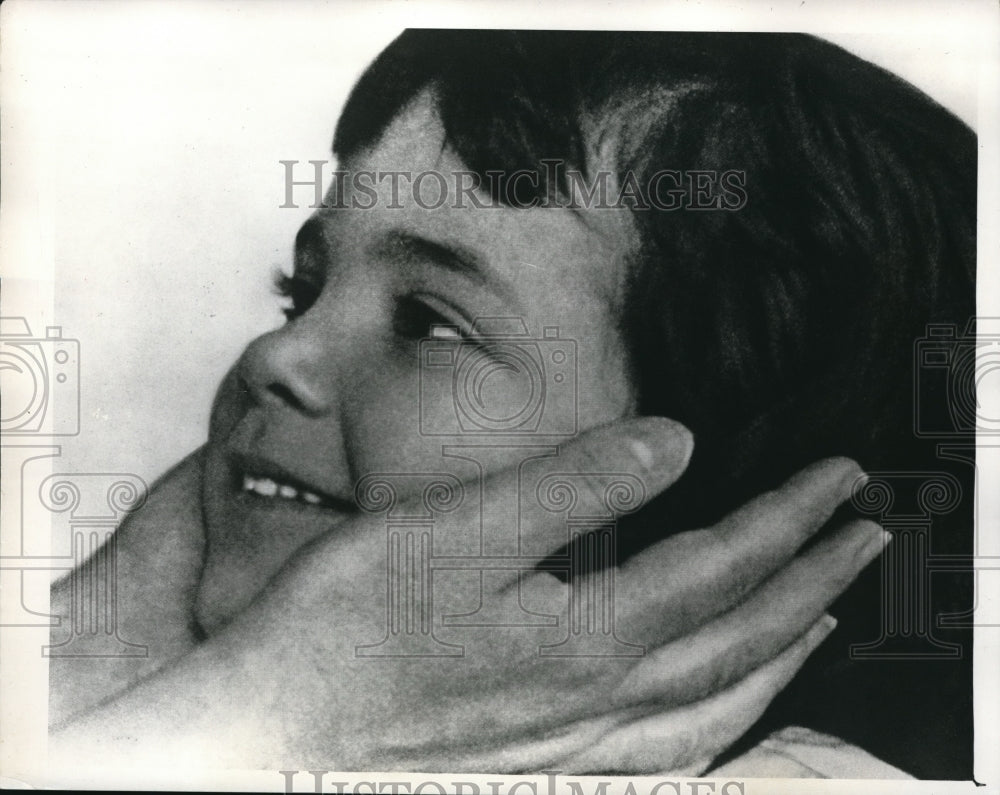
[[1, 1, 997, 791]]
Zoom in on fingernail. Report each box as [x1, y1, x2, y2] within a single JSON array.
[[629, 418, 694, 476], [806, 614, 838, 647], [841, 465, 868, 499], [855, 525, 889, 564], [629, 437, 656, 469]]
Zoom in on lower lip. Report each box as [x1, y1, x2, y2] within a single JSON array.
[[239, 488, 323, 511]]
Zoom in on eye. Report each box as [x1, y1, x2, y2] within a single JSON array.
[[273, 269, 321, 322], [392, 294, 470, 341]]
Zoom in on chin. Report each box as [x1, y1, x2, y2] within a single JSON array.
[[194, 438, 356, 634]]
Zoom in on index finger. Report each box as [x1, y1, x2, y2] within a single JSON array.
[[615, 456, 866, 640]]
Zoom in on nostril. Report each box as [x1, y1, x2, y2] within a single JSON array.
[[238, 329, 332, 416]]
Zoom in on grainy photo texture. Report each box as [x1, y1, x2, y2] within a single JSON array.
[[1, 8, 995, 792]]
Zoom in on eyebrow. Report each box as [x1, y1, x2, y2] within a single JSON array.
[[371, 230, 516, 300]]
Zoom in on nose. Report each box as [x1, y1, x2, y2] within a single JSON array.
[[236, 266, 386, 430], [238, 320, 337, 417]]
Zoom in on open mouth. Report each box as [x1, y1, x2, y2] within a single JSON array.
[[230, 451, 355, 512], [241, 474, 331, 506]]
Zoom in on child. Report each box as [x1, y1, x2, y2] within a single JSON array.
[[50, 31, 975, 777]]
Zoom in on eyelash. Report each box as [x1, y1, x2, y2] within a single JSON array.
[[273, 270, 321, 322], [272, 270, 469, 342]]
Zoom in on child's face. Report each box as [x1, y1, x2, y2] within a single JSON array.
[[195, 91, 639, 632]]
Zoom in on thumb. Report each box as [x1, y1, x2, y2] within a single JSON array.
[[436, 415, 694, 570], [553, 415, 695, 498], [336, 417, 693, 581]]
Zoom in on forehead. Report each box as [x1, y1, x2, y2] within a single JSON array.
[[330, 91, 635, 315]]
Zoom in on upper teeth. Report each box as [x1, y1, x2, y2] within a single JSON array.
[[243, 475, 325, 506]]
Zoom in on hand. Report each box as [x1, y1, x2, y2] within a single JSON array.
[[48, 449, 206, 727], [51, 419, 883, 773]]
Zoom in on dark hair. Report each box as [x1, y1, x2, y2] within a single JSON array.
[[334, 31, 976, 777]]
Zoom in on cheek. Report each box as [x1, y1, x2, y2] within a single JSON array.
[[340, 347, 558, 488], [207, 362, 248, 442], [571, 321, 638, 430], [342, 337, 636, 494], [341, 359, 443, 479]]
